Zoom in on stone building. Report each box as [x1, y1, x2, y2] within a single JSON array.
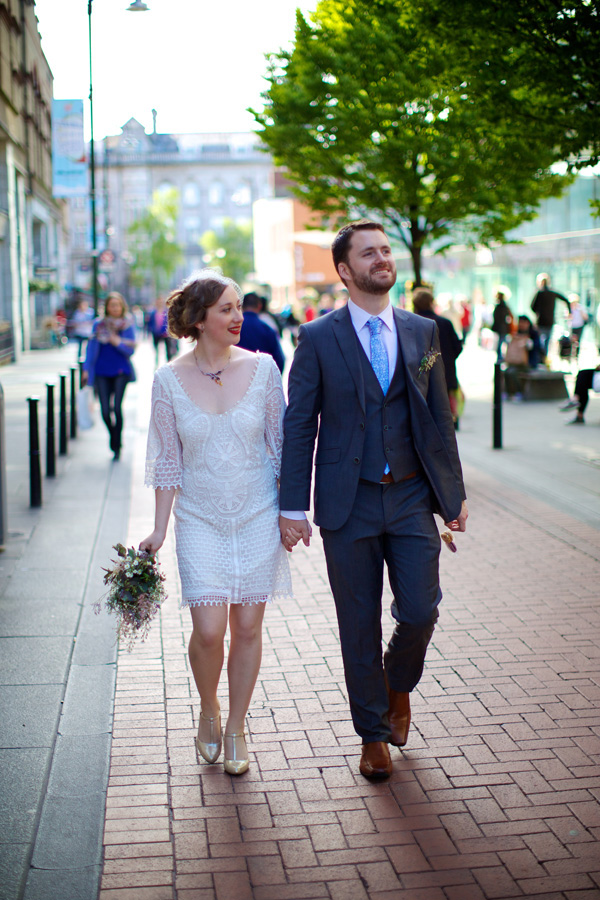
[[66, 117, 274, 306], [0, 0, 61, 361]]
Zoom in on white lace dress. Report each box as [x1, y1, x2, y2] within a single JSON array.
[[145, 353, 292, 606]]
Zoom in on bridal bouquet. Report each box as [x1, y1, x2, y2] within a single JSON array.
[[94, 543, 167, 651]]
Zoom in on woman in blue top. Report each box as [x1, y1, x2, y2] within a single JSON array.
[[84, 292, 136, 460]]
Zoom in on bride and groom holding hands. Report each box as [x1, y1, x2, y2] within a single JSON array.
[[142, 218, 467, 779]]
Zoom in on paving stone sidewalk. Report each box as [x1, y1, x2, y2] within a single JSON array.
[[99, 377, 600, 899]]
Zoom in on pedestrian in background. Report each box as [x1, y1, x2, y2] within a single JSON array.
[[531, 273, 571, 360], [491, 290, 514, 362], [140, 271, 291, 776], [69, 298, 95, 360], [412, 288, 464, 428], [83, 292, 136, 461], [238, 292, 285, 372], [148, 296, 178, 365], [568, 295, 588, 360], [559, 359, 600, 425]]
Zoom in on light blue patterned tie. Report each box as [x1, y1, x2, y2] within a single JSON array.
[[368, 316, 389, 394]]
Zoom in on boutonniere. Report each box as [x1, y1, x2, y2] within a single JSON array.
[[418, 349, 441, 376]]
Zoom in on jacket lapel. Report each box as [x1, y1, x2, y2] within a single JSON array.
[[331, 306, 366, 414]]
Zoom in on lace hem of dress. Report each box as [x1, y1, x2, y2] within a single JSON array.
[[181, 589, 294, 608], [144, 480, 182, 490]]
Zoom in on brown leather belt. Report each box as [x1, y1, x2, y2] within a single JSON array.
[[360, 471, 418, 486]]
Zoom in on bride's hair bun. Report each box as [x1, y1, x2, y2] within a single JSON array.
[[166, 269, 242, 339]]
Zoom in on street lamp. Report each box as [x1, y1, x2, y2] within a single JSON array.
[[87, 0, 148, 314]]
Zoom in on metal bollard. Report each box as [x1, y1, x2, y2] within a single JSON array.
[[46, 383, 56, 477], [70, 366, 77, 439], [0, 382, 7, 544], [28, 397, 42, 507], [493, 362, 503, 449], [59, 373, 68, 456]]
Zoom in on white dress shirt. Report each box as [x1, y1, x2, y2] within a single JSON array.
[[281, 301, 398, 519]]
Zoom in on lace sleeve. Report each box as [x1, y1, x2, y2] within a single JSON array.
[[264, 358, 286, 479], [145, 371, 184, 489]]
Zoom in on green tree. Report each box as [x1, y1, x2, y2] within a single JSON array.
[[420, 0, 600, 170], [128, 189, 184, 294], [253, 0, 571, 285], [200, 219, 253, 286]]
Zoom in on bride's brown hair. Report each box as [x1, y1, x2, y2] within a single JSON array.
[[167, 276, 230, 340]]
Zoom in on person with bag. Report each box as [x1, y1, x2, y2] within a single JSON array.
[[83, 292, 136, 460]]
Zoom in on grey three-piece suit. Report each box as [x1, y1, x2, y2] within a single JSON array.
[[280, 304, 466, 742]]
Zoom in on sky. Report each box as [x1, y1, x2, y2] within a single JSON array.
[[35, 0, 319, 141]]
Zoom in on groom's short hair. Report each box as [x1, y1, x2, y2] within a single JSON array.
[[332, 219, 385, 273]]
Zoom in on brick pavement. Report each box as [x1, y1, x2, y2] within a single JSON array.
[[98, 376, 600, 900]]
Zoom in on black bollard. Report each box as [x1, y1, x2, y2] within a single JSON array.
[[46, 383, 56, 477], [493, 362, 503, 449], [70, 367, 77, 439], [59, 373, 68, 456], [28, 397, 42, 507]]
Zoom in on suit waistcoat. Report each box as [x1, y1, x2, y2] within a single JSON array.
[[358, 335, 421, 483]]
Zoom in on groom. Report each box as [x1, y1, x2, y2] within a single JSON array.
[[279, 220, 468, 779]]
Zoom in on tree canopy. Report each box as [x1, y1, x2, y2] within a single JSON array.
[[420, 0, 600, 170], [200, 219, 254, 287], [253, 0, 573, 285], [127, 189, 184, 295]]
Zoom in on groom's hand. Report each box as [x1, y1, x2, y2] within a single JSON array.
[[445, 501, 468, 533], [279, 516, 312, 552]]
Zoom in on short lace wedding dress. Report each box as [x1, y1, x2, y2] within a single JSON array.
[[145, 353, 292, 606]]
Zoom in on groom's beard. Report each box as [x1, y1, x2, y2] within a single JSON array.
[[347, 262, 397, 295]]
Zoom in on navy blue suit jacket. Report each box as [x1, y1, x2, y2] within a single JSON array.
[[280, 305, 466, 530], [238, 311, 285, 372]]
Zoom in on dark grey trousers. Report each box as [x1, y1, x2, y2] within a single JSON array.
[[321, 475, 441, 743]]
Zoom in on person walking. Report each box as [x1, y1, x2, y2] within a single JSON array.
[[147, 295, 178, 365], [238, 293, 286, 372], [279, 220, 468, 780], [559, 361, 600, 424], [83, 292, 136, 460], [531, 273, 571, 360], [412, 288, 463, 426], [491, 290, 514, 362], [140, 271, 291, 776], [69, 297, 95, 360]]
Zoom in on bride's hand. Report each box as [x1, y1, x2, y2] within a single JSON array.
[[139, 530, 166, 554]]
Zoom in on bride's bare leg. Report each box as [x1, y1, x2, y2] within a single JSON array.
[[226, 602, 266, 733], [189, 604, 228, 716]]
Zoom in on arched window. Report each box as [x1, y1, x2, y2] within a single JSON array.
[[208, 181, 224, 206], [183, 182, 200, 207]]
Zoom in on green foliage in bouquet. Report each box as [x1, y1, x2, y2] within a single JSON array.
[[94, 543, 167, 651]]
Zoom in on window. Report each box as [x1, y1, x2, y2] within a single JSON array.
[[183, 182, 200, 207], [208, 181, 224, 206]]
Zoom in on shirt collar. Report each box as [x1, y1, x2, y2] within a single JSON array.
[[348, 298, 395, 333]]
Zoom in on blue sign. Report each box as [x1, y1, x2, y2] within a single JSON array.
[[52, 99, 87, 197]]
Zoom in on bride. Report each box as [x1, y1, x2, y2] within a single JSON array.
[[140, 270, 291, 775]]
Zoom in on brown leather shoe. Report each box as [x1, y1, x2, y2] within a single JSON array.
[[359, 741, 392, 779], [388, 690, 411, 747]]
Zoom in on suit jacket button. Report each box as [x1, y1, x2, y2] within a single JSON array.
[[359, 422, 365, 430], [385, 448, 391, 453], [354, 457, 360, 464]]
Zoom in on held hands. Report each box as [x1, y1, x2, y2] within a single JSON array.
[[279, 516, 312, 553], [139, 530, 166, 555]]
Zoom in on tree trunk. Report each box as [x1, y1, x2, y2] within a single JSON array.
[[409, 242, 423, 288]]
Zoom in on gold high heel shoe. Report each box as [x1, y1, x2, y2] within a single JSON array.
[[195, 711, 222, 764], [223, 732, 249, 775]]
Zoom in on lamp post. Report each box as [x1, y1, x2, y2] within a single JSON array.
[[87, 0, 149, 315]]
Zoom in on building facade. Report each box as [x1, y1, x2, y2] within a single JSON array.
[[0, 0, 62, 361], [66, 118, 275, 307]]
